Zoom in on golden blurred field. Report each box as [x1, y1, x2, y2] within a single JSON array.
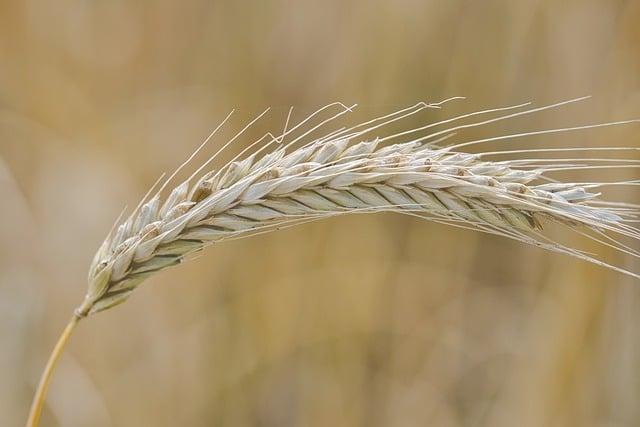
[[2, 1, 640, 426]]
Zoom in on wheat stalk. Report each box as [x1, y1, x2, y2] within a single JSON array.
[[26, 97, 640, 426]]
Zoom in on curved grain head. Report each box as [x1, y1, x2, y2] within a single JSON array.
[[77, 98, 640, 317]]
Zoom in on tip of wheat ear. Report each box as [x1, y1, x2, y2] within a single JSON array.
[[78, 98, 640, 316]]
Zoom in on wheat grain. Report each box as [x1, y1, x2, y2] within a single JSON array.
[[75, 98, 640, 317]]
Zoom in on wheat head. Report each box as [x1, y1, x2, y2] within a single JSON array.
[[25, 97, 640, 427], [75, 97, 640, 317]]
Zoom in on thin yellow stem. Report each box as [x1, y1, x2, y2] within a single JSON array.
[[26, 314, 81, 427]]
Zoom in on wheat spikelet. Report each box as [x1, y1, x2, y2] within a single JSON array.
[[75, 97, 640, 317]]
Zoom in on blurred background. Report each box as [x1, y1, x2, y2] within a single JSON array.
[[1, 0, 640, 426]]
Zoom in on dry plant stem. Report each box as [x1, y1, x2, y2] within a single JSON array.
[[26, 314, 81, 427]]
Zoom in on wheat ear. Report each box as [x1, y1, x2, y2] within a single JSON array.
[[26, 98, 640, 426]]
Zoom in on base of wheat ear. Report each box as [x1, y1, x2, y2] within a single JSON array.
[[74, 96, 640, 316]]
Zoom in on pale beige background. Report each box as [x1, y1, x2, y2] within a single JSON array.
[[1, 1, 640, 426]]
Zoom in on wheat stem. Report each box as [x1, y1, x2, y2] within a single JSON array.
[[26, 314, 81, 427]]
